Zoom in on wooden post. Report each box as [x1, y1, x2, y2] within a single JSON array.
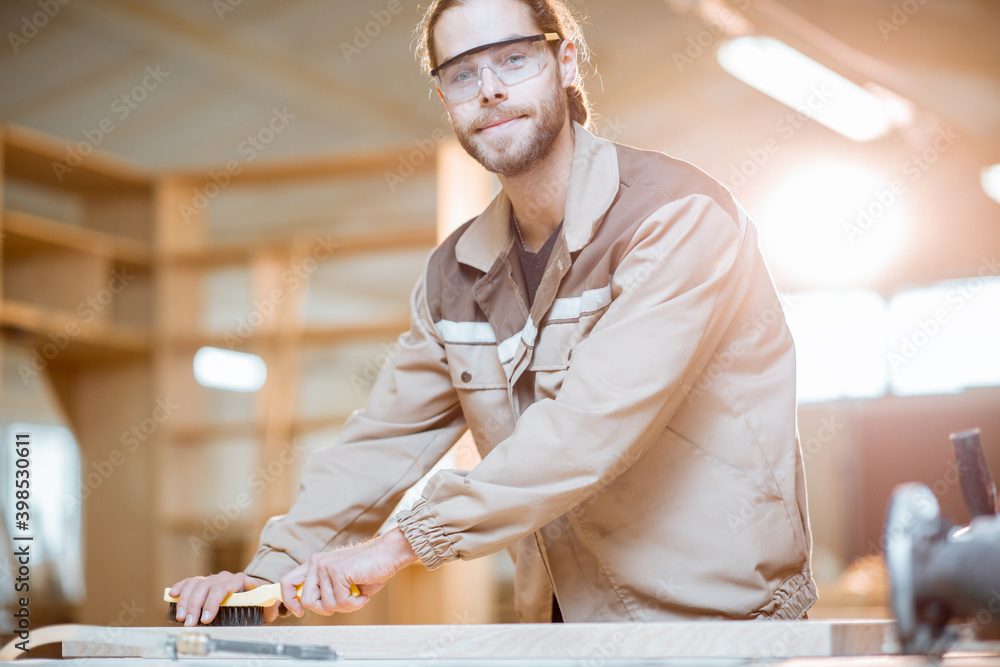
[[251, 240, 309, 549], [152, 176, 208, 591], [392, 138, 499, 624], [436, 139, 495, 239], [0, 127, 6, 405], [63, 620, 901, 659]]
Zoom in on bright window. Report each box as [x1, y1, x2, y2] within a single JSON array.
[[888, 276, 1000, 396], [783, 291, 888, 403], [2, 424, 86, 605]]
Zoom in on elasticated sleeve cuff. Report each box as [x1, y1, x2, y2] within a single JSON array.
[[396, 499, 457, 571]]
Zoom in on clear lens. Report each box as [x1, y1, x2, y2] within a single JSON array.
[[437, 39, 547, 101]]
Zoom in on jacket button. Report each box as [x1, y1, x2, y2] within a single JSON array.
[[461, 371, 472, 383]]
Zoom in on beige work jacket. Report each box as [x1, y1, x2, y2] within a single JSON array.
[[246, 124, 817, 622]]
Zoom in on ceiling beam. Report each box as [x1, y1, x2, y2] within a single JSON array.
[[81, 0, 424, 130], [0, 44, 160, 122]]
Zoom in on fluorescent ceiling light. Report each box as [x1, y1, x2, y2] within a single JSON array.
[[193, 347, 267, 393], [717, 36, 893, 142], [982, 164, 1000, 205]]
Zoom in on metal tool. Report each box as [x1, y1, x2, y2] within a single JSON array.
[[950, 428, 997, 518], [885, 428, 1000, 654], [0, 624, 340, 661]]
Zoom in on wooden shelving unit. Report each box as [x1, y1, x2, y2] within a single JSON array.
[[151, 148, 490, 626], [0, 124, 159, 626], [164, 227, 436, 268], [2, 123, 499, 627], [3, 210, 153, 264]]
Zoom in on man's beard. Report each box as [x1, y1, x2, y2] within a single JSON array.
[[453, 79, 567, 178]]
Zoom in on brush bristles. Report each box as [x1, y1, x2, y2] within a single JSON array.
[[166, 601, 265, 627]]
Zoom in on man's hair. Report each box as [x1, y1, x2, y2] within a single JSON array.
[[415, 0, 594, 129]]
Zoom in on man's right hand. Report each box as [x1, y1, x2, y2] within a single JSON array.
[[168, 571, 279, 626]]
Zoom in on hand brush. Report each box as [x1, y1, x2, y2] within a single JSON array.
[[164, 582, 361, 626]]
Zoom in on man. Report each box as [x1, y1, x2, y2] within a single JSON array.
[[170, 0, 816, 626]]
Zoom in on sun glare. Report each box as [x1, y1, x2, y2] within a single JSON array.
[[756, 159, 909, 289]]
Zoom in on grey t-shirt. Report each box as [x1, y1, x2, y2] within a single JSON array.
[[513, 221, 563, 308]]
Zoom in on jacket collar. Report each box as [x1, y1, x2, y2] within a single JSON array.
[[454, 121, 620, 272]]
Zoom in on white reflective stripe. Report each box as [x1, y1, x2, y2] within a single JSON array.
[[498, 316, 537, 364], [497, 333, 519, 363], [441, 285, 612, 363], [545, 284, 612, 322], [434, 320, 497, 344], [523, 316, 537, 344]]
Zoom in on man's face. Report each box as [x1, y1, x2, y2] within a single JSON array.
[[433, 0, 571, 177]]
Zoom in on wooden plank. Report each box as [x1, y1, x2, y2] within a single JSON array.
[[2, 123, 150, 193], [161, 515, 256, 537], [4, 210, 152, 265], [0, 299, 150, 356], [63, 621, 899, 660], [299, 319, 410, 345], [168, 421, 260, 443], [318, 227, 437, 255], [169, 148, 436, 186], [30, 658, 1000, 667], [165, 227, 437, 267], [163, 320, 410, 348]]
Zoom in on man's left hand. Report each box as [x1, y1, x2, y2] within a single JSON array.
[[280, 526, 419, 617]]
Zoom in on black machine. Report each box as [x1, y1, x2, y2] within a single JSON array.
[[885, 428, 1000, 654]]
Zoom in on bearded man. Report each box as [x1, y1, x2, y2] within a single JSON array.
[[170, 0, 816, 625]]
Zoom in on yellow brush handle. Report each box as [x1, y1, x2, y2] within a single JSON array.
[[163, 582, 361, 607]]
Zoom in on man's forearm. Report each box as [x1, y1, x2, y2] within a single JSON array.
[[380, 526, 420, 571]]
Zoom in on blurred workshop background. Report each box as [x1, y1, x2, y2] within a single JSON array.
[[0, 0, 998, 632]]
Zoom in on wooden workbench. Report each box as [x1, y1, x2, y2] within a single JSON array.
[[10, 659, 1000, 667], [7, 620, 999, 666], [59, 621, 899, 661]]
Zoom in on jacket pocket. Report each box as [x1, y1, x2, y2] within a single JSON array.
[[528, 322, 574, 370], [662, 426, 782, 500], [444, 343, 507, 390], [444, 342, 513, 452], [528, 321, 576, 401]]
